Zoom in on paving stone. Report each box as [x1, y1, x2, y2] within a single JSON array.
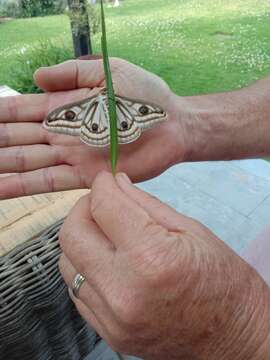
[[231, 159, 270, 180], [248, 195, 270, 228], [139, 160, 270, 253], [167, 161, 270, 216], [139, 171, 246, 249]]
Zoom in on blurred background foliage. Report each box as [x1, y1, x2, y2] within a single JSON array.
[[0, 0, 270, 96]]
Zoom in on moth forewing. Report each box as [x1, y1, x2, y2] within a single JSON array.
[[43, 97, 95, 136]]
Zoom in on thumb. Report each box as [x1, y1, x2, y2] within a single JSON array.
[[115, 173, 193, 232], [34, 59, 104, 92]]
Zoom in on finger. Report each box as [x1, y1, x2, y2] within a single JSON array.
[[90, 171, 155, 249], [115, 173, 193, 232], [0, 145, 62, 173], [0, 94, 48, 123], [0, 123, 48, 147], [73, 299, 108, 342], [0, 165, 85, 199], [34, 59, 105, 92], [59, 195, 114, 288], [75, 299, 127, 355], [59, 253, 115, 341], [0, 88, 91, 123], [59, 253, 90, 298]]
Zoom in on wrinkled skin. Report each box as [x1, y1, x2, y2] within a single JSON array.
[[0, 58, 188, 199], [59, 172, 270, 360]]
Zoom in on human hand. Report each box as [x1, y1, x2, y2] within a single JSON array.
[[0, 58, 188, 199], [59, 171, 270, 360]]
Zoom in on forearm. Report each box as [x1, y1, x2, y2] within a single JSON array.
[[200, 263, 270, 360], [177, 76, 270, 162]]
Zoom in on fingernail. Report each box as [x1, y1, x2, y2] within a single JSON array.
[[116, 173, 132, 185], [34, 66, 48, 73], [33, 67, 47, 79]]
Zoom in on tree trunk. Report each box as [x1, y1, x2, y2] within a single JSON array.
[[67, 0, 92, 57]]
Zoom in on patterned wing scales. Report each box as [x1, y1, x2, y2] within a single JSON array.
[[80, 93, 167, 147], [80, 93, 110, 147], [43, 90, 168, 148], [116, 99, 141, 145], [43, 97, 94, 136], [117, 96, 168, 131], [80, 92, 142, 147]]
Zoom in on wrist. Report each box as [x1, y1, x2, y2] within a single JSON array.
[[172, 83, 270, 163], [172, 93, 233, 162], [168, 92, 197, 163], [170, 92, 222, 163]]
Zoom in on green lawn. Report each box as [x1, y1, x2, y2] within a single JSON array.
[[0, 0, 270, 96]]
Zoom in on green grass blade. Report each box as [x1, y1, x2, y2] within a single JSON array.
[[100, 0, 118, 175]]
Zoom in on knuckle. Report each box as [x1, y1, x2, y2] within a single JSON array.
[[7, 96, 18, 122], [43, 168, 55, 192], [0, 123, 9, 147], [15, 146, 25, 171], [72, 166, 86, 188], [18, 173, 28, 197], [143, 221, 165, 238]]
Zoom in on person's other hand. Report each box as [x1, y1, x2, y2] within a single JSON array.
[[59, 171, 270, 360], [0, 58, 188, 199]]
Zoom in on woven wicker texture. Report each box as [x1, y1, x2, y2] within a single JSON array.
[[0, 220, 100, 360], [0, 188, 88, 256]]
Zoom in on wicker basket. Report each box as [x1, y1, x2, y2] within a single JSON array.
[[0, 220, 100, 360]]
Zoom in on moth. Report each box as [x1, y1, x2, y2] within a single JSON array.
[[43, 89, 168, 147]]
